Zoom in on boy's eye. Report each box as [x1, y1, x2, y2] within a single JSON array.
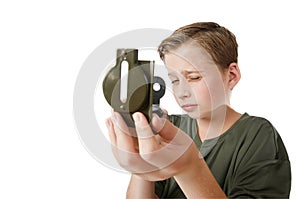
[[171, 79, 179, 84], [188, 76, 202, 81]]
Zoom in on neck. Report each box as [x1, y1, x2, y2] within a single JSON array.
[[196, 105, 241, 141]]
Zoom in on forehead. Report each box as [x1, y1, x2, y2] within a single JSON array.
[[164, 44, 217, 74]]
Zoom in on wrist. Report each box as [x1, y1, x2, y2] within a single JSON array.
[[127, 174, 157, 198], [131, 174, 151, 181]]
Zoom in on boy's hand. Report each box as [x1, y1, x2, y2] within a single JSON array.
[[106, 111, 200, 181]]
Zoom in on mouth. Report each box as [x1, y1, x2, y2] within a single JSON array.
[[181, 104, 198, 112]]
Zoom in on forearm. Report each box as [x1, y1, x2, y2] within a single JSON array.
[[126, 174, 158, 199], [174, 158, 227, 199]]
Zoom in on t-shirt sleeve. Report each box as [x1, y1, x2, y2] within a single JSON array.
[[155, 180, 165, 197], [227, 119, 291, 198]]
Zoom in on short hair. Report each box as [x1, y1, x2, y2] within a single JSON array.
[[158, 22, 238, 70]]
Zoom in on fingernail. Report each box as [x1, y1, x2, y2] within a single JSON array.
[[132, 113, 140, 123]]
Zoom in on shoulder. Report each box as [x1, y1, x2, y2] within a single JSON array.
[[234, 113, 289, 162], [235, 113, 279, 141], [227, 115, 291, 197], [239, 113, 275, 129]]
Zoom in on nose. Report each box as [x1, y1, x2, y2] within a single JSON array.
[[174, 80, 191, 99]]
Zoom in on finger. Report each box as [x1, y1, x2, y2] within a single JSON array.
[[111, 112, 130, 136], [151, 114, 180, 141], [105, 118, 116, 145], [134, 114, 195, 171], [143, 116, 195, 170], [132, 112, 159, 153], [111, 111, 132, 136], [109, 113, 161, 174], [152, 114, 193, 148], [112, 147, 159, 174], [112, 112, 137, 152], [161, 107, 168, 116]]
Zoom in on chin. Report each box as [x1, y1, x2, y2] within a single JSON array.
[[186, 109, 213, 120], [186, 111, 201, 119]]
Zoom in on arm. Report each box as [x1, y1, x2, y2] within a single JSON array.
[[133, 113, 227, 198], [127, 175, 158, 199], [108, 112, 227, 198], [175, 158, 226, 198], [127, 160, 226, 199]]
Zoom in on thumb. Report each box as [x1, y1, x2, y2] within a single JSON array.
[[151, 114, 181, 141], [133, 112, 159, 152]]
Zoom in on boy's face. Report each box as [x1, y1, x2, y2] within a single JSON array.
[[164, 45, 229, 119]]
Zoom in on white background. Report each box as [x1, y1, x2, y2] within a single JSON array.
[[1, 0, 299, 198]]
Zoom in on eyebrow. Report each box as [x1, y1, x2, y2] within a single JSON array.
[[168, 70, 202, 76], [182, 70, 201, 75]]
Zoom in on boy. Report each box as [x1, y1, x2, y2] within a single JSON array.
[[106, 22, 291, 198]]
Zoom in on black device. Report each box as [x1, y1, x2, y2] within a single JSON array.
[[102, 49, 165, 127]]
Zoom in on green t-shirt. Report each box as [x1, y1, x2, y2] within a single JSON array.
[[155, 113, 291, 198]]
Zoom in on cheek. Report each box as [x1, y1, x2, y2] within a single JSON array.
[[171, 86, 180, 102], [205, 79, 227, 105], [190, 83, 210, 101]]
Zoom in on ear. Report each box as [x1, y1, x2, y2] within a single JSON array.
[[226, 62, 241, 90]]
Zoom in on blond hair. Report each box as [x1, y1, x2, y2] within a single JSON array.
[[158, 22, 238, 70]]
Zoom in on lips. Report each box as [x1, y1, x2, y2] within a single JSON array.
[[181, 104, 198, 112]]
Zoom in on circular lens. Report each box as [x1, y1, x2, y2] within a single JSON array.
[[153, 82, 161, 91]]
